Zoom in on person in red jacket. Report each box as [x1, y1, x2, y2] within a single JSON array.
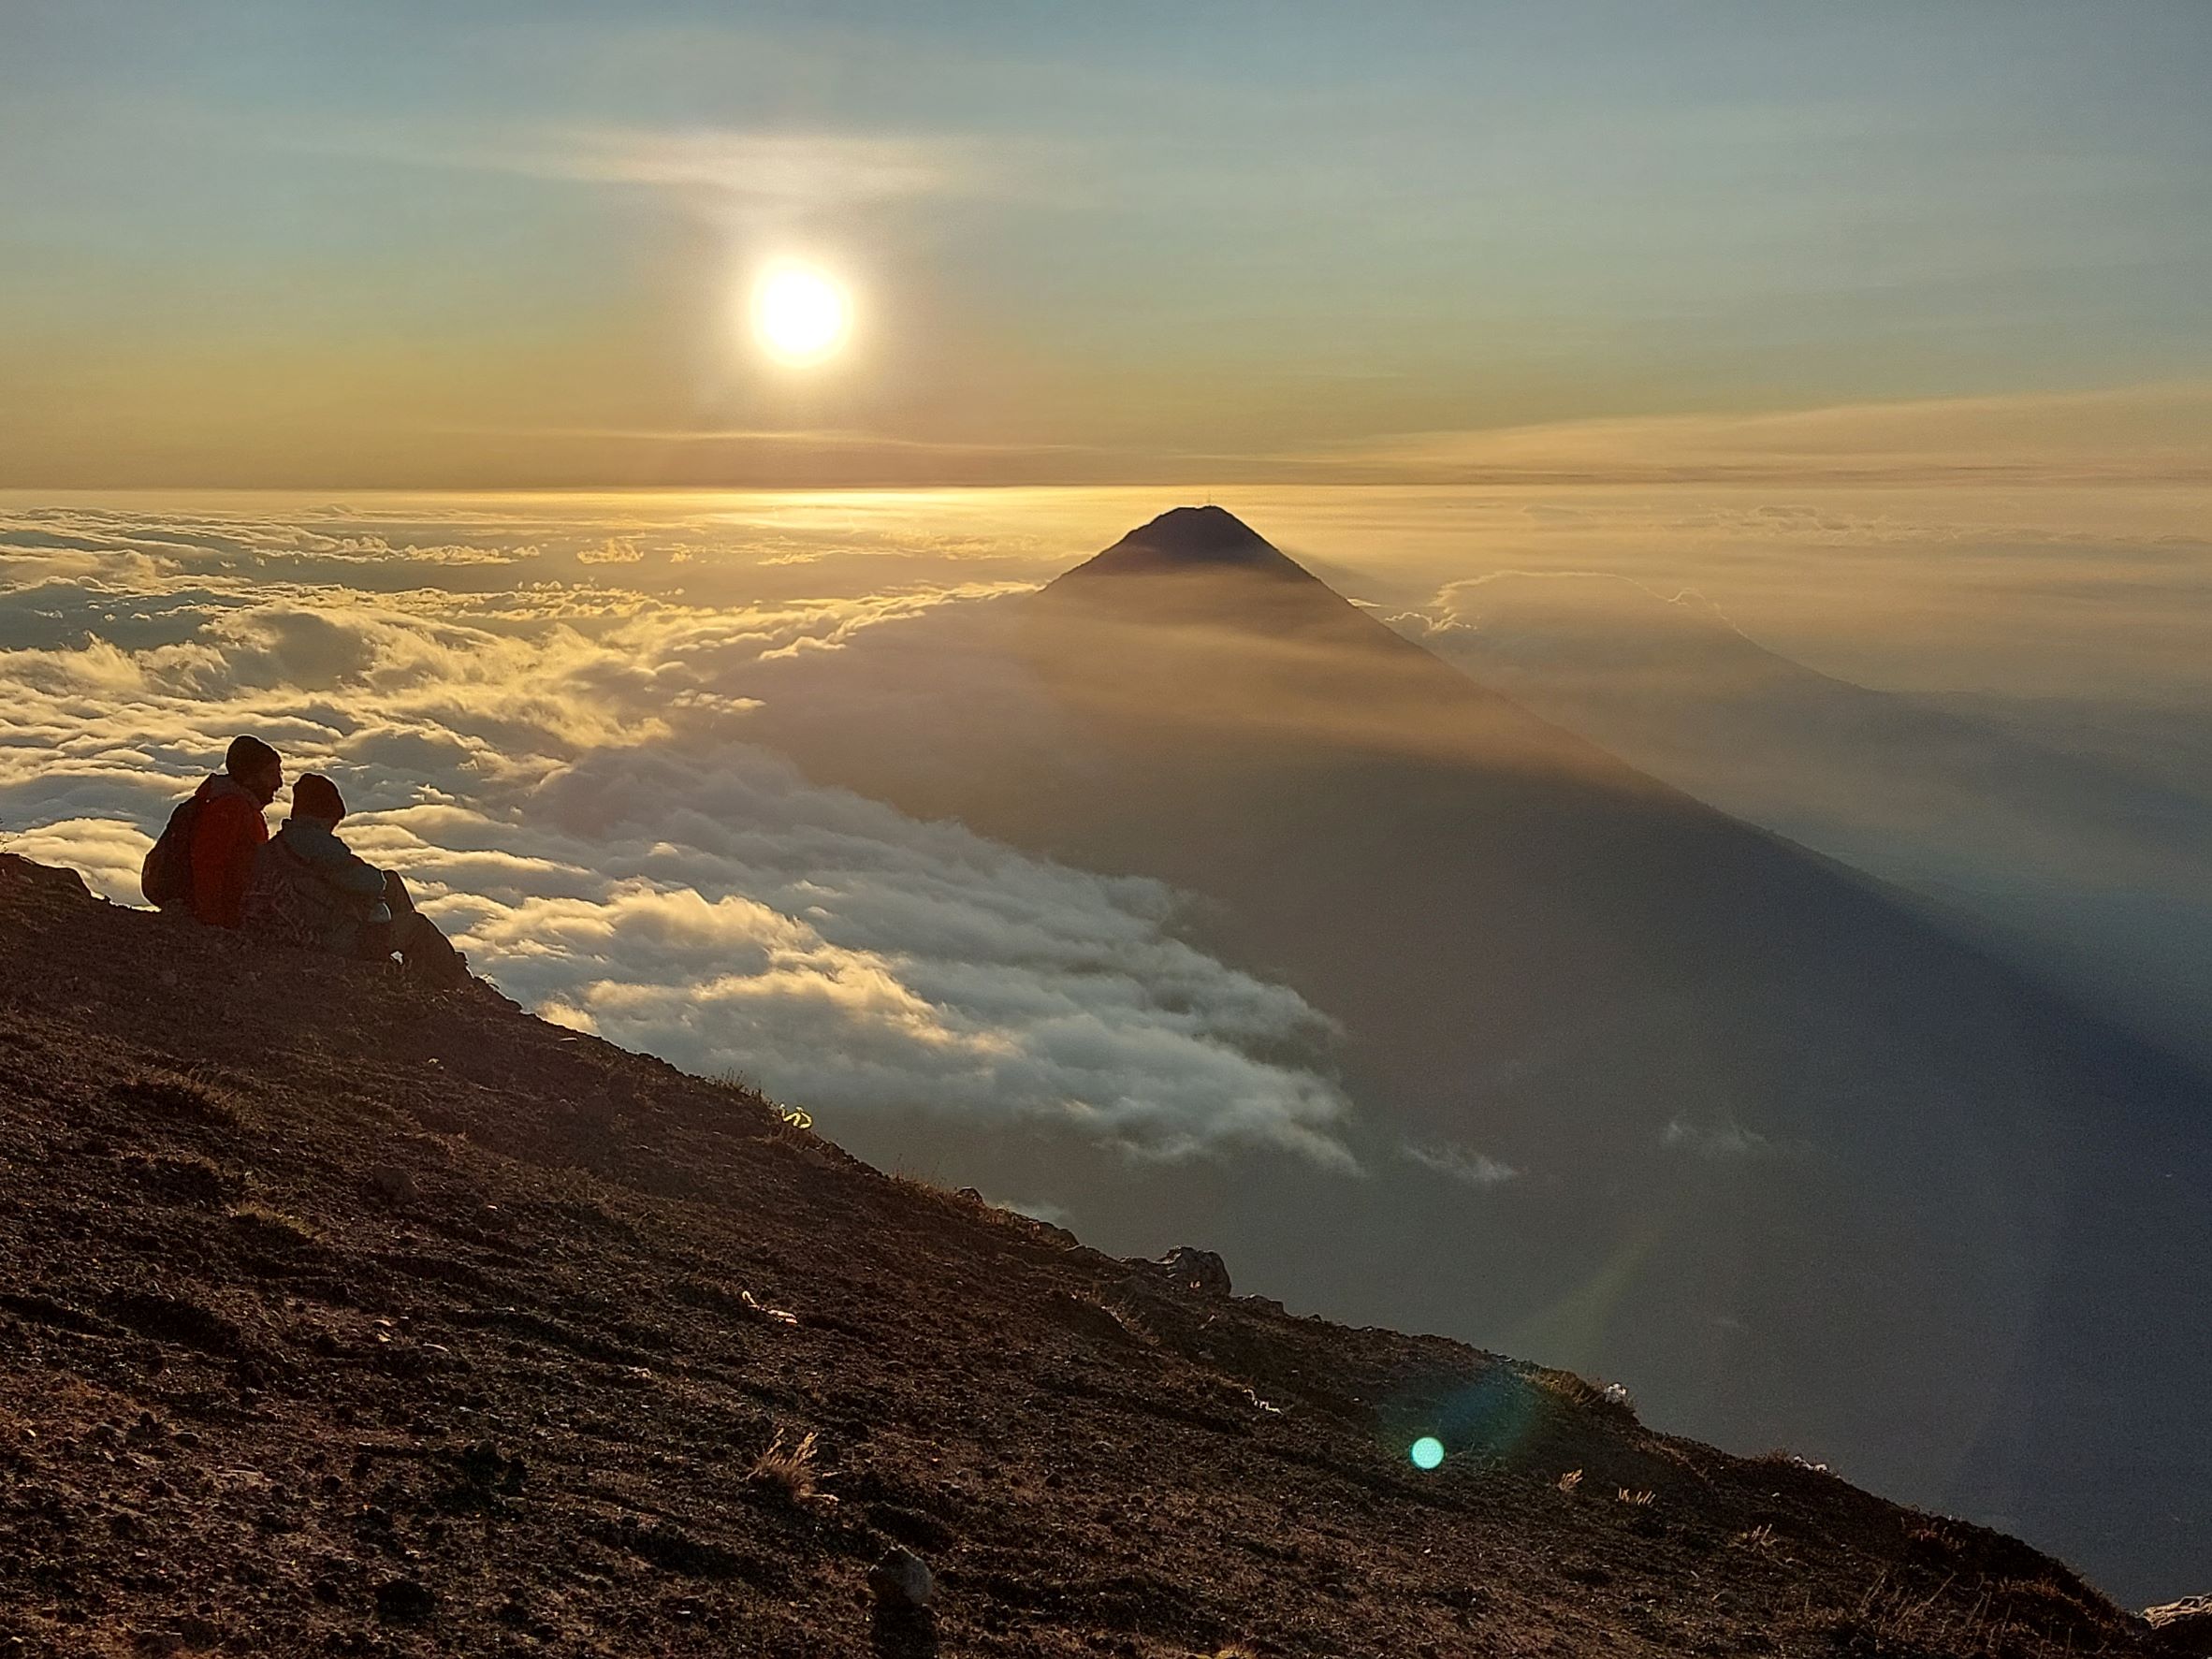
[[188, 735, 283, 928]]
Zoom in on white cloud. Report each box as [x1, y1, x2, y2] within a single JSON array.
[[493, 125, 991, 209], [314, 122, 1001, 226], [1399, 1139, 1521, 1187], [0, 503, 1355, 1168], [1301, 381, 2212, 487], [1660, 1117, 1773, 1160]]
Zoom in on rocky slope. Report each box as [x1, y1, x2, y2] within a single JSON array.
[[0, 852, 2175, 1657]]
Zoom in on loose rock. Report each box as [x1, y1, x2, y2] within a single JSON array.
[[374, 1577, 436, 1623], [1154, 1245, 1231, 1297], [368, 1166, 419, 1205], [867, 1547, 934, 1610]]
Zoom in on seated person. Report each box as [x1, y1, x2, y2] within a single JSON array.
[[241, 773, 468, 988], [187, 735, 283, 927]]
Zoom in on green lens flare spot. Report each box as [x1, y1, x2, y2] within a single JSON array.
[[1410, 1435, 1445, 1471]]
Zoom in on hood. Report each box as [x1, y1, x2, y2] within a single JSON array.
[[193, 773, 257, 806]]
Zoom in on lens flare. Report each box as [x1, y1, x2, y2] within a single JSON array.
[[1409, 1435, 1445, 1471]]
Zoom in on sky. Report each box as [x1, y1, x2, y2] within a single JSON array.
[[5, 1, 2212, 487]]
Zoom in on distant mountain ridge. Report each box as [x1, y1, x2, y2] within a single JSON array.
[[1414, 569, 2212, 1068], [748, 507, 2212, 1603]]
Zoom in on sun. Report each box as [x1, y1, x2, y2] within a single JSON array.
[[750, 262, 851, 365]]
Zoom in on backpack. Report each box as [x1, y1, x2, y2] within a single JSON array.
[[242, 834, 373, 953], [140, 795, 202, 910]]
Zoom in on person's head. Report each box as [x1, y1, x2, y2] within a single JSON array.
[[224, 735, 283, 806], [291, 773, 346, 826]]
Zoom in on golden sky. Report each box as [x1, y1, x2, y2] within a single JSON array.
[[6, 3, 2212, 488]]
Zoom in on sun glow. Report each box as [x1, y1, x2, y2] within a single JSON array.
[[750, 262, 851, 365]]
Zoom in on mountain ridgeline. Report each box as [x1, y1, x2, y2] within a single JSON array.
[[750, 506, 2212, 1603], [0, 851, 2184, 1656]]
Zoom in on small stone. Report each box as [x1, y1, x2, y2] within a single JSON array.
[[368, 1166, 419, 1205], [373, 1577, 435, 1623], [867, 1546, 934, 1610]]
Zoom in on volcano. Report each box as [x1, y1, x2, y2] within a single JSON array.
[[750, 507, 2212, 1602], [1059, 503, 1317, 579]]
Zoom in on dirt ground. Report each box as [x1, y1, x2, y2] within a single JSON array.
[[0, 852, 2176, 1657]]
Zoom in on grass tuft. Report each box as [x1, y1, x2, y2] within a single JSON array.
[[1524, 1365, 1638, 1423], [748, 1428, 834, 1510]]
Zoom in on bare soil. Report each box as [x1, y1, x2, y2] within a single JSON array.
[[0, 853, 2173, 1657]]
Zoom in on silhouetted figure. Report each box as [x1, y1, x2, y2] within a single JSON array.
[[145, 735, 283, 927], [242, 773, 467, 988]]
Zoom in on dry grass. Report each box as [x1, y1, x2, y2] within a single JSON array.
[[707, 1068, 761, 1094], [707, 1069, 810, 1132], [1616, 1488, 1655, 1506], [747, 1428, 833, 1510], [1525, 1364, 1638, 1424], [738, 1288, 798, 1327], [886, 1170, 968, 1202], [1756, 1447, 1832, 1475], [1831, 1567, 2118, 1658], [1555, 1468, 1583, 1495], [538, 1164, 600, 1204]]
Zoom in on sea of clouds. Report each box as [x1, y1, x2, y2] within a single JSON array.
[[8, 486, 2208, 1171], [0, 497, 1355, 1167]]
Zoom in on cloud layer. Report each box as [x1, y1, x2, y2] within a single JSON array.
[[0, 501, 1354, 1166], [1306, 382, 2212, 487]]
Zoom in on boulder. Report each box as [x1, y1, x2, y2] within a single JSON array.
[[867, 1546, 934, 1610], [1153, 1245, 1231, 1297]]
